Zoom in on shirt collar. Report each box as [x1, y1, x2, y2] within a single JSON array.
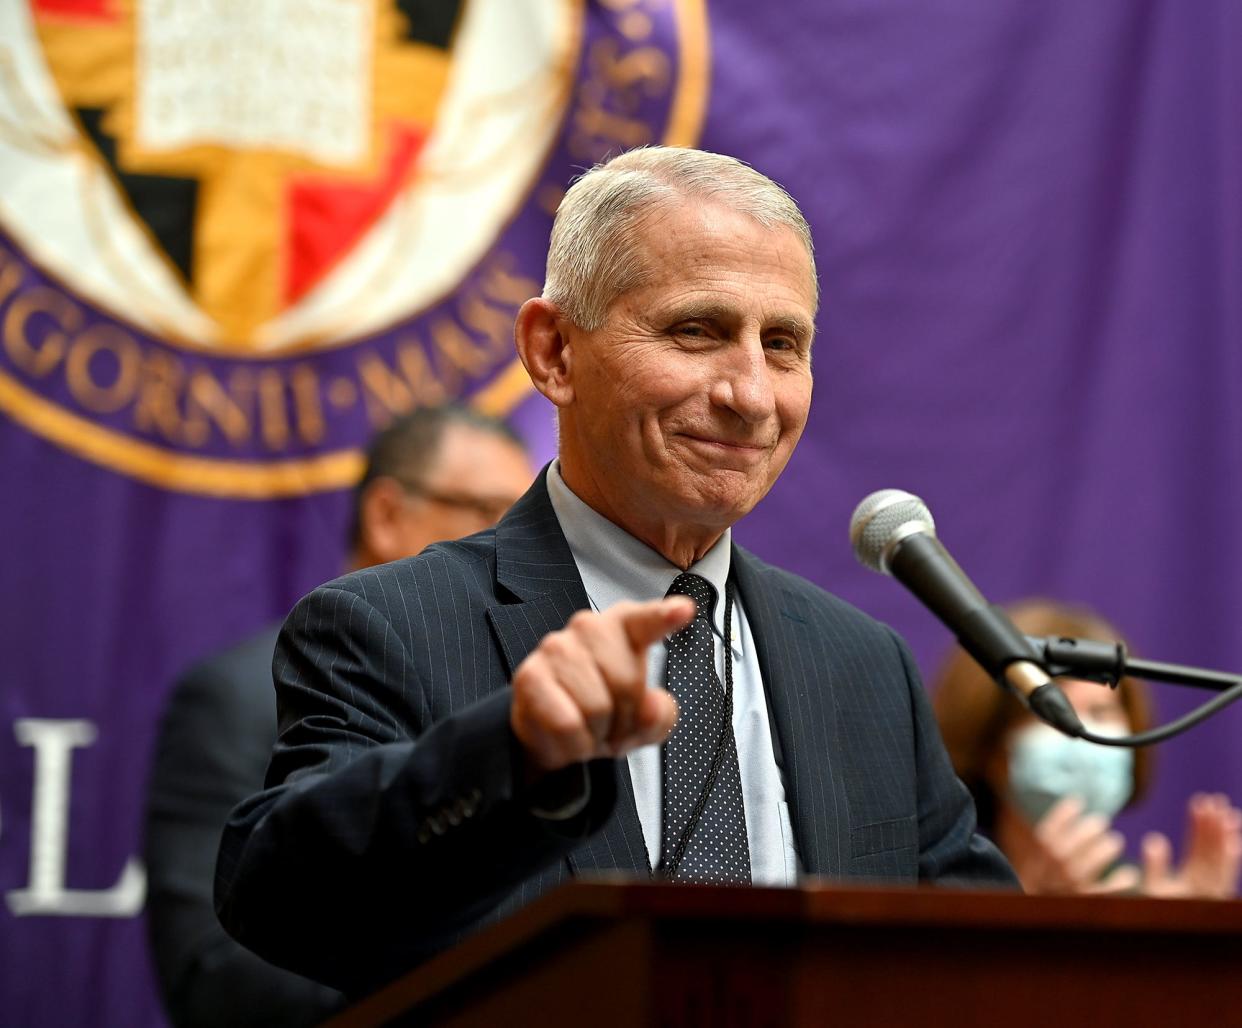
[[545, 460, 733, 637]]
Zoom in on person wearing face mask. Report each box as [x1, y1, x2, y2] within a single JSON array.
[[932, 599, 1242, 898]]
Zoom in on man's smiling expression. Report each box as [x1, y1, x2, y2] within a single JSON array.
[[555, 198, 817, 561]]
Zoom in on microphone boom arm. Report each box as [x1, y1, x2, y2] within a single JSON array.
[[1022, 633, 1242, 748], [1025, 634, 1242, 693]]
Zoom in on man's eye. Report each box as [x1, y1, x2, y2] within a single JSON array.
[[766, 336, 797, 352], [672, 323, 711, 340]]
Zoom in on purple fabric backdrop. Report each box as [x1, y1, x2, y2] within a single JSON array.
[[2, 1, 1240, 1023], [714, 0, 1242, 843]]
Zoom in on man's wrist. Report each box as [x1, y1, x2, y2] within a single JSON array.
[[526, 762, 591, 821]]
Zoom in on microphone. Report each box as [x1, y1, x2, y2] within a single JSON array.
[[850, 490, 1083, 737]]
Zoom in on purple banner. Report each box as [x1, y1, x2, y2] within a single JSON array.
[[2, 1, 1240, 1023]]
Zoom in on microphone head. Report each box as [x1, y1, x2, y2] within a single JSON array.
[[850, 489, 936, 574]]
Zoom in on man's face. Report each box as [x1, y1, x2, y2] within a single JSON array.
[[391, 423, 533, 557], [561, 199, 816, 536]]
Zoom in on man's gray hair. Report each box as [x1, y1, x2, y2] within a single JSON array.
[[544, 147, 818, 330]]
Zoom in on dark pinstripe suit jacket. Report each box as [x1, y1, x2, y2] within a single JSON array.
[[216, 470, 1014, 997]]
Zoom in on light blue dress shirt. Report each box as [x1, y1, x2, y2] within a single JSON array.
[[546, 461, 800, 886]]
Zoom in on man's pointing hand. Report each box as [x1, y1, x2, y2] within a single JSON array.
[[510, 596, 694, 773]]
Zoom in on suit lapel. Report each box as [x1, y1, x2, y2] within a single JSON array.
[[732, 547, 848, 878], [486, 588, 587, 674], [485, 468, 649, 876]]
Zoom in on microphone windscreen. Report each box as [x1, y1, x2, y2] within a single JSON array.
[[849, 489, 935, 572]]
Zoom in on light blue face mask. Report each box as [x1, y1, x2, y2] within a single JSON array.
[[1007, 720, 1134, 825]]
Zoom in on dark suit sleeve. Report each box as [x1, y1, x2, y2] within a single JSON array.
[[144, 641, 345, 1026], [887, 629, 1019, 887], [215, 584, 617, 997]]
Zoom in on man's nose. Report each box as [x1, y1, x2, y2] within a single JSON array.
[[711, 337, 776, 423]]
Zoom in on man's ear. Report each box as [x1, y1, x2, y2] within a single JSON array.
[[515, 298, 575, 408], [356, 477, 409, 566]]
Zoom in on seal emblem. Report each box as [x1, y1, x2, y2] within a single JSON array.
[[0, 0, 708, 495]]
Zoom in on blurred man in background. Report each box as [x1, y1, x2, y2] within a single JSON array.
[[143, 406, 533, 1027]]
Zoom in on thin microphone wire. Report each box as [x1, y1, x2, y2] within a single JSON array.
[[1073, 678, 1242, 747]]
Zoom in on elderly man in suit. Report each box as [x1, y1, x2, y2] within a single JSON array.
[[217, 146, 1015, 1000]]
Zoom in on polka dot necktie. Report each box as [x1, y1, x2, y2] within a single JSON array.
[[659, 572, 751, 884]]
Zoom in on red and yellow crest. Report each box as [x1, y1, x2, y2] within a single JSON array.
[[34, 0, 467, 344]]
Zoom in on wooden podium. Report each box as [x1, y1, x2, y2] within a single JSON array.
[[329, 879, 1242, 1027]]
